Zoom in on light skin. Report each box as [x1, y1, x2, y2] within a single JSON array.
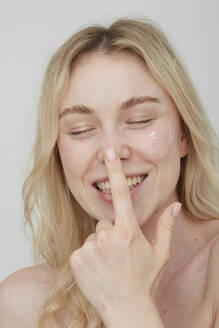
[[70, 149, 181, 328], [2, 50, 219, 328], [57, 50, 190, 327], [57, 51, 188, 230]]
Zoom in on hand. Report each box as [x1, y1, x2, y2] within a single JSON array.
[[69, 148, 181, 326]]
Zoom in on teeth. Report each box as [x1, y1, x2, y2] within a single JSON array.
[[105, 181, 110, 190], [96, 175, 146, 192]]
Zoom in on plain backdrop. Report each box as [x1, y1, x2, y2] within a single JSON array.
[[0, 0, 219, 282]]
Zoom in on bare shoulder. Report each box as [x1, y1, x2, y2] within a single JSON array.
[[0, 263, 56, 328], [208, 233, 219, 285], [207, 234, 219, 325]]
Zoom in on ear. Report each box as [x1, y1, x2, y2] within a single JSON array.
[[180, 134, 189, 158]]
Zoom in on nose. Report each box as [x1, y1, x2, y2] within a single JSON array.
[[97, 128, 131, 162]]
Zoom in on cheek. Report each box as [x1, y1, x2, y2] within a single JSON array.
[[57, 139, 89, 179], [134, 119, 178, 160]]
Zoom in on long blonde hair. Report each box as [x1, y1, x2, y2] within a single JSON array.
[[22, 17, 219, 328]]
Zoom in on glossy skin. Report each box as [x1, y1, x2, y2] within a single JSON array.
[[57, 50, 188, 234]]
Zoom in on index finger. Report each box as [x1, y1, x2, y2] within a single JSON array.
[[104, 148, 136, 229]]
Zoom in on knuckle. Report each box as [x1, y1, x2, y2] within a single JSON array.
[[165, 222, 174, 233], [119, 224, 136, 242], [70, 249, 81, 266], [160, 219, 174, 233], [71, 249, 81, 258], [97, 230, 108, 243], [85, 233, 96, 243], [96, 231, 111, 256], [112, 172, 129, 198], [114, 187, 127, 200]]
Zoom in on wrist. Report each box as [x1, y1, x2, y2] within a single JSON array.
[[105, 297, 165, 328]]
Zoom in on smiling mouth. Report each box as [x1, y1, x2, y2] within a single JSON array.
[[93, 174, 148, 194]]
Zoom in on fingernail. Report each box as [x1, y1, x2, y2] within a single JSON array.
[[172, 203, 182, 217], [106, 148, 116, 161]]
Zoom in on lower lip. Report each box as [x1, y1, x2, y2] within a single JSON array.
[[93, 175, 148, 203]]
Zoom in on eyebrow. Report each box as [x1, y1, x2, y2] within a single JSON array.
[[59, 95, 160, 119]]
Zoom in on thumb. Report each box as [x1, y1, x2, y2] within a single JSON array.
[[152, 202, 181, 262]]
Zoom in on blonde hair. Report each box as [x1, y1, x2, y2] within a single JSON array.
[[22, 17, 219, 328]]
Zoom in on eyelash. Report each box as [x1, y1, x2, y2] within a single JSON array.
[[70, 120, 152, 135]]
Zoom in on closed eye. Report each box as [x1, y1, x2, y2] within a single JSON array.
[[70, 128, 95, 135], [128, 119, 152, 124], [70, 120, 152, 136]]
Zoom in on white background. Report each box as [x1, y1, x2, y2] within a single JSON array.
[[0, 0, 218, 282]]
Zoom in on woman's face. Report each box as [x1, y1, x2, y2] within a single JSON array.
[[57, 50, 188, 226]]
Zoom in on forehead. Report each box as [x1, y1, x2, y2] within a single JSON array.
[[70, 50, 153, 88], [73, 49, 146, 68], [61, 50, 176, 113]]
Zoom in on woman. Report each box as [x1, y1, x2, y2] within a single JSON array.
[[1, 17, 219, 328]]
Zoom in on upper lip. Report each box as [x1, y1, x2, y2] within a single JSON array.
[[92, 173, 148, 185]]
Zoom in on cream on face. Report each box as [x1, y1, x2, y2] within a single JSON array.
[[131, 117, 177, 161], [57, 51, 188, 225], [95, 115, 178, 171]]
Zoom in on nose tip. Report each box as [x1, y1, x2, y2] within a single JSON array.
[[97, 145, 131, 162], [97, 129, 131, 162]]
